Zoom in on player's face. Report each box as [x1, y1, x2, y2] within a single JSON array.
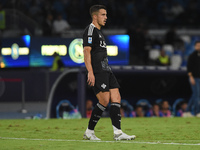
[[195, 43, 200, 51], [97, 9, 107, 27]]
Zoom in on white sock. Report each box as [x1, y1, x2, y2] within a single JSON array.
[[86, 128, 94, 134], [113, 125, 122, 134]]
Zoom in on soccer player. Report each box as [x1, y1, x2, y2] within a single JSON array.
[[82, 5, 136, 141]]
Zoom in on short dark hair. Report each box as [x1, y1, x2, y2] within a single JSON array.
[[179, 101, 187, 106], [195, 41, 200, 45], [152, 103, 159, 107], [135, 105, 143, 109], [161, 100, 168, 105], [89, 5, 106, 18]]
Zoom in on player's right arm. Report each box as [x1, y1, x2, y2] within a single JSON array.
[[83, 24, 97, 86], [84, 46, 95, 86]]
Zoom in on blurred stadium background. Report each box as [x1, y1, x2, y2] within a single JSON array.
[[0, 0, 199, 119]]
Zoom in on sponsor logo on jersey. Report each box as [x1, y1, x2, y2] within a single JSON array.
[[88, 37, 92, 44], [100, 41, 106, 48]]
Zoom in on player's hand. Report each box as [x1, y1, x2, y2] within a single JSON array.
[[190, 76, 195, 85], [87, 72, 95, 86]]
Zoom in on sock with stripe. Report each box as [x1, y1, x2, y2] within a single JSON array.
[[88, 103, 106, 130], [110, 102, 122, 134]]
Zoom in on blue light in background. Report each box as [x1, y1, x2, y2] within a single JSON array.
[[106, 35, 129, 65], [107, 35, 129, 50], [22, 35, 31, 47]]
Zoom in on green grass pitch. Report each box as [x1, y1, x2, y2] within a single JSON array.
[[0, 118, 200, 150]]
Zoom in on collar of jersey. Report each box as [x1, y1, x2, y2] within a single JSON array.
[[90, 23, 96, 27]]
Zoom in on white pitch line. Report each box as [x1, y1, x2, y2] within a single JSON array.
[[0, 137, 200, 146]]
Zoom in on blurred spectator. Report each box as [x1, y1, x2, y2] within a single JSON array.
[[127, 24, 136, 65], [42, 0, 54, 14], [115, 1, 126, 27], [165, 26, 178, 46], [125, 0, 137, 25], [160, 100, 171, 117], [132, 106, 144, 117], [171, 2, 184, 18], [136, 99, 152, 115], [186, 41, 200, 117], [127, 23, 146, 65], [156, 49, 170, 66], [143, 28, 152, 65], [161, 4, 174, 23], [0, 2, 5, 30], [52, 0, 67, 20], [1, 0, 200, 31], [66, 0, 81, 27], [43, 14, 53, 36], [120, 107, 133, 117], [53, 14, 70, 36], [86, 99, 93, 118], [120, 107, 125, 117], [28, 0, 43, 23], [120, 99, 134, 117], [51, 52, 64, 71], [184, 0, 199, 26], [176, 101, 187, 117], [57, 100, 81, 119], [174, 39, 185, 52], [146, 103, 163, 117]]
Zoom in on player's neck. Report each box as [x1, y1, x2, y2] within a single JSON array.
[[92, 21, 101, 30]]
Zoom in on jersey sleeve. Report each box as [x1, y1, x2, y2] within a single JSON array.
[[83, 26, 97, 48]]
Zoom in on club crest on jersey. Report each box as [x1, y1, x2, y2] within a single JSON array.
[[88, 37, 92, 44]]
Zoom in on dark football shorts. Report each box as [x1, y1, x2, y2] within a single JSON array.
[[91, 72, 120, 95]]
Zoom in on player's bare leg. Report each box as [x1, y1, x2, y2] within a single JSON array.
[[96, 91, 110, 107], [83, 92, 110, 140], [110, 88, 136, 140]]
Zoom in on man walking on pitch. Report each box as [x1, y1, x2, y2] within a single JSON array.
[[83, 5, 136, 140], [186, 41, 200, 117]]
